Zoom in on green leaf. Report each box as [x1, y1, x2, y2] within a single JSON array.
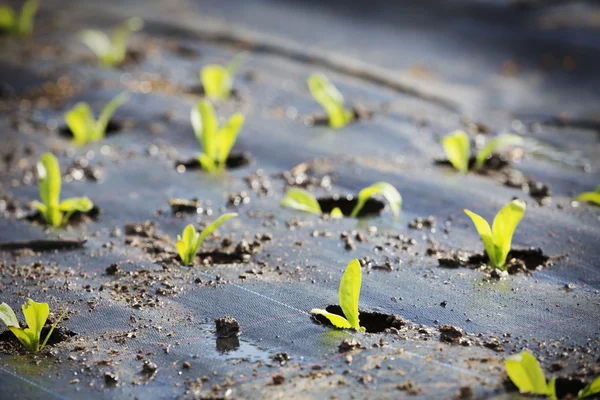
[[579, 376, 600, 399], [280, 188, 322, 214], [0, 6, 15, 32], [192, 100, 218, 161], [39, 308, 68, 351], [79, 29, 112, 63], [576, 186, 600, 206], [176, 224, 200, 266], [308, 73, 353, 129], [196, 213, 238, 250], [350, 182, 402, 218], [491, 199, 526, 269], [310, 309, 353, 329], [547, 377, 557, 400], [226, 52, 249, 77], [0, 303, 19, 328], [338, 259, 362, 330], [8, 326, 35, 352], [65, 102, 96, 146], [504, 350, 549, 395], [37, 153, 63, 227], [217, 113, 244, 167], [464, 208, 496, 268], [22, 298, 49, 352], [16, 0, 39, 36], [201, 65, 232, 100], [110, 17, 143, 67], [197, 153, 217, 172], [474, 133, 523, 170], [330, 207, 343, 218], [443, 130, 470, 173], [95, 92, 129, 141]]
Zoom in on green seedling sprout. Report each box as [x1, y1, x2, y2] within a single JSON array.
[[464, 199, 525, 270], [0, 0, 39, 36], [505, 350, 600, 399], [280, 188, 322, 215], [442, 130, 523, 173], [308, 73, 354, 129], [191, 99, 245, 172], [176, 213, 238, 266], [349, 182, 402, 218], [201, 52, 248, 100], [0, 299, 68, 352], [575, 185, 600, 206], [65, 92, 129, 146], [79, 17, 143, 67], [311, 259, 365, 332], [31, 153, 94, 227]]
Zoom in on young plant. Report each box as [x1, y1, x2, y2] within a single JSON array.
[[308, 73, 354, 129], [575, 185, 600, 206], [280, 188, 322, 215], [442, 130, 523, 173], [579, 377, 600, 399], [176, 213, 238, 266], [64, 92, 129, 146], [200, 52, 248, 100], [0, 299, 68, 352], [464, 199, 526, 270], [78, 17, 143, 67], [0, 0, 38, 36], [349, 182, 402, 218], [191, 99, 245, 172], [311, 259, 365, 332], [31, 153, 94, 227]]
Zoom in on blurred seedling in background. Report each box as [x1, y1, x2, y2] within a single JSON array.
[[443, 130, 523, 173], [281, 183, 401, 218], [191, 99, 245, 172], [505, 350, 600, 399], [176, 213, 238, 266], [464, 199, 525, 270], [79, 17, 143, 67], [65, 92, 129, 146], [31, 153, 94, 227], [0, 299, 68, 352], [575, 185, 600, 206], [0, 0, 38, 36], [311, 259, 365, 331], [200, 52, 249, 100], [308, 73, 354, 129]]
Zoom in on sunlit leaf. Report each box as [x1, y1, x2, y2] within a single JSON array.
[[36, 153, 62, 227], [330, 207, 343, 218], [579, 376, 600, 399], [8, 326, 34, 351], [443, 130, 470, 173], [192, 100, 218, 161], [0, 303, 19, 328], [217, 113, 244, 166], [21, 298, 48, 351], [201, 65, 232, 100], [39, 308, 68, 351], [505, 350, 549, 395], [310, 309, 353, 329], [575, 185, 600, 206], [16, 0, 39, 36], [338, 259, 362, 330], [95, 92, 129, 140], [547, 377, 557, 400], [79, 17, 143, 67], [79, 29, 112, 62], [308, 73, 353, 129], [464, 209, 496, 268], [280, 188, 322, 214], [176, 224, 200, 265], [196, 213, 238, 248], [474, 133, 523, 170], [65, 102, 96, 146], [350, 182, 402, 218], [491, 199, 526, 269], [0, 6, 15, 32]]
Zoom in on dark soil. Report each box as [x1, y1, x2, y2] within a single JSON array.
[[317, 195, 385, 218], [59, 119, 125, 139], [438, 247, 551, 275], [306, 105, 374, 126], [175, 151, 253, 171], [312, 305, 406, 333], [24, 206, 101, 226], [185, 85, 240, 99]]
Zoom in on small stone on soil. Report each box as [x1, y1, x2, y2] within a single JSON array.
[[339, 338, 362, 352]]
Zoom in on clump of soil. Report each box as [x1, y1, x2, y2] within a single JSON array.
[[0, 325, 76, 354], [215, 316, 240, 338], [408, 216, 436, 230], [175, 152, 253, 172], [305, 105, 374, 126], [168, 198, 212, 215], [338, 338, 363, 352], [438, 248, 551, 275], [439, 325, 464, 344], [317, 195, 385, 218], [312, 305, 406, 333]]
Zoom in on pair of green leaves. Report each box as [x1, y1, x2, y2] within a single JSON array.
[[311, 259, 365, 331], [0, 299, 67, 352], [576, 185, 600, 206], [464, 199, 525, 270], [201, 52, 248, 100], [31, 153, 94, 227], [79, 17, 143, 67], [443, 130, 523, 173], [65, 92, 129, 146], [176, 213, 238, 266], [506, 350, 600, 399], [0, 0, 38, 36], [280, 182, 402, 218], [308, 73, 354, 129], [191, 100, 245, 172]]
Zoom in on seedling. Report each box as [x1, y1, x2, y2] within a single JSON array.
[[31, 153, 94, 227], [176, 213, 238, 266], [311, 259, 365, 331], [505, 350, 600, 399], [308, 73, 354, 129], [0, 0, 38, 36], [64, 92, 129, 146], [349, 182, 402, 218], [191, 99, 244, 172], [575, 185, 600, 206], [443, 130, 523, 173], [281, 188, 322, 215], [79, 17, 143, 67], [464, 199, 526, 270], [0, 299, 68, 352], [200, 52, 248, 100]]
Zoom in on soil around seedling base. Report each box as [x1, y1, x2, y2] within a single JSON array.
[[25, 205, 101, 226], [312, 305, 406, 333], [59, 119, 125, 139], [0, 325, 76, 355], [185, 85, 240, 99], [305, 105, 374, 126], [503, 376, 588, 400], [438, 247, 551, 275], [317, 195, 385, 218], [175, 151, 253, 171]]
